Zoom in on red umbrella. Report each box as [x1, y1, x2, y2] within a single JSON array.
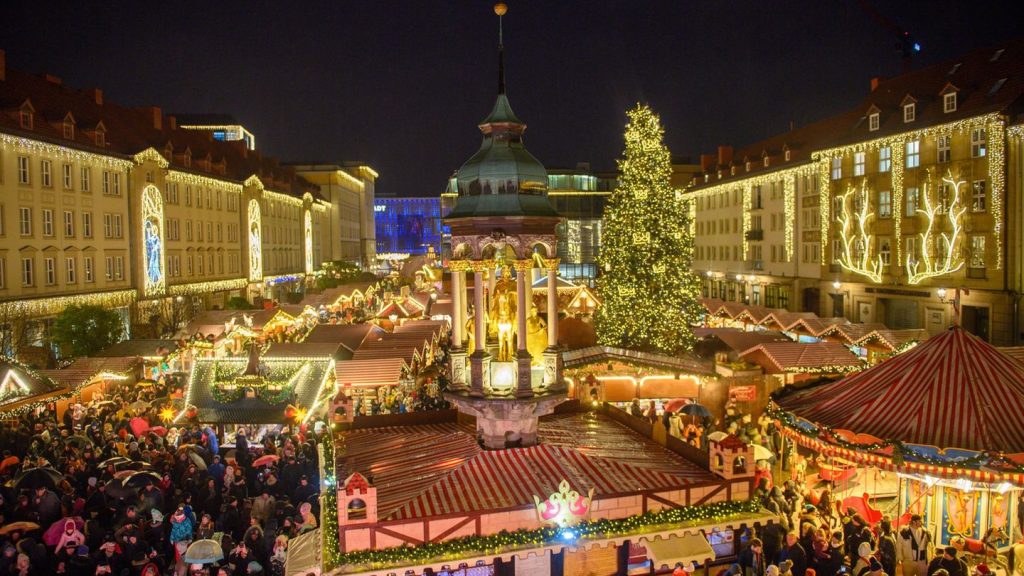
[[43, 516, 84, 547], [663, 398, 689, 413], [0, 455, 19, 474], [129, 417, 150, 438], [148, 426, 168, 437], [251, 454, 279, 468]]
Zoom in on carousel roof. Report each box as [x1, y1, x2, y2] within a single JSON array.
[[773, 327, 1024, 453]]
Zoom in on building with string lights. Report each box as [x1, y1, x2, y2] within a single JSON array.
[[687, 38, 1024, 345], [0, 49, 376, 357]]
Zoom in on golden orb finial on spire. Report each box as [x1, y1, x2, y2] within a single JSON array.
[[494, 2, 507, 16]]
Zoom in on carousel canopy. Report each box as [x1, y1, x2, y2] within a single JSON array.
[[774, 327, 1024, 454]]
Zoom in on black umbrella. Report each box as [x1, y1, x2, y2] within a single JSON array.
[[14, 467, 63, 491], [98, 456, 131, 469], [123, 471, 161, 490], [679, 403, 712, 418], [104, 477, 136, 500]]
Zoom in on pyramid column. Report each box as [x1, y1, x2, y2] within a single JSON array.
[[514, 259, 533, 398]]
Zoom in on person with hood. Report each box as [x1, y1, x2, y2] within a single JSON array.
[[170, 505, 195, 576], [55, 519, 86, 551], [852, 541, 875, 576], [811, 532, 845, 576]]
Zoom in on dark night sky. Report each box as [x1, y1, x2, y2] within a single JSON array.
[[1, 1, 1019, 196]]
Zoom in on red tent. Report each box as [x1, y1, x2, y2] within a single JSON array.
[[774, 327, 1024, 454]]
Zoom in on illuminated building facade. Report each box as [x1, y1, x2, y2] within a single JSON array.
[[289, 163, 378, 268], [176, 113, 256, 151], [0, 50, 341, 355], [373, 196, 443, 256], [688, 39, 1024, 344]]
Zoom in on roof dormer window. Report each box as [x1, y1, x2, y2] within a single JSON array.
[[943, 92, 957, 113], [183, 149, 192, 168], [903, 103, 915, 123], [869, 112, 880, 131], [93, 122, 106, 147], [763, 155, 770, 168], [62, 114, 76, 140], [745, 161, 752, 172], [18, 101, 34, 130]]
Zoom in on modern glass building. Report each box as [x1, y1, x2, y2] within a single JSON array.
[[374, 196, 445, 256]]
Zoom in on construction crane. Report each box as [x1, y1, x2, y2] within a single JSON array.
[[858, 0, 921, 73]]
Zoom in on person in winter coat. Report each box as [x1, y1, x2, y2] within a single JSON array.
[[852, 542, 875, 576], [777, 532, 807, 576], [738, 538, 767, 576], [877, 519, 897, 576], [898, 515, 933, 576], [56, 519, 86, 551], [927, 547, 967, 576]]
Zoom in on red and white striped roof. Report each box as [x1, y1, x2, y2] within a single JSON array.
[[338, 413, 716, 521], [775, 327, 1024, 453], [740, 341, 863, 374]]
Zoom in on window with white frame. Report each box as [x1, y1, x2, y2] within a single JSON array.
[[903, 103, 915, 123], [63, 164, 73, 189], [63, 210, 74, 237], [879, 190, 892, 218], [971, 128, 987, 157], [42, 209, 53, 237], [105, 256, 113, 280], [905, 187, 920, 216], [0, 259, 5, 290], [879, 146, 891, 172], [19, 207, 31, 236], [22, 258, 33, 286], [944, 92, 957, 113], [80, 167, 91, 192], [187, 255, 194, 275], [102, 172, 110, 195], [82, 212, 92, 238], [831, 157, 842, 180], [906, 140, 920, 168], [113, 214, 122, 238], [17, 156, 29, 184], [112, 173, 120, 196], [114, 256, 123, 280], [84, 256, 93, 282], [854, 152, 865, 176], [103, 213, 112, 238], [44, 257, 55, 285], [937, 134, 951, 163], [905, 236, 918, 265], [969, 236, 985, 268], [869, 113, 879, 131], [879, 238, 891, 267], [65, 257, 76, 284], [40, 160, 52, 187], [972, 180, 986, 212]]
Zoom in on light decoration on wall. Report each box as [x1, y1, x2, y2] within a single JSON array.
[[815, 113, 1004, 269], [905, 169, 966, 285], [248, 199, 263, 282], [835, 181, 884, 283], [132, 147, 169, 168], [141, 185, 166, 296], [783, 173, 796, 261], [264, 273, 305, 286], [167, 170, 243, 193], [168, 278, 247, 296], [0, 290, 137, 322], [533, 479, 594, 527], [0, 134, 132, 169], [304, 209, 314, 274]]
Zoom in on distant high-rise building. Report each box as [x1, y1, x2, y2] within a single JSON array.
[[373, 197, 443, 257]]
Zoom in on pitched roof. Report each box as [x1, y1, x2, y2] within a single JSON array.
[[740, 341, 863, 374], [774, 327, 1024, 453], [335, 358, 408, 388], [38, 356, 142, 390], [303, 324, 385, 353], [703, 329, 791, 354], [0, 358, 66, 411], [265, 342, 350, 361]]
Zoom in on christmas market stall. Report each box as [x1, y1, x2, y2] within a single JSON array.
[[770, 327, 1024, 566], [176, 344, 334, 441], [0, 357, 70, 421], [40, 356, 142, 419]]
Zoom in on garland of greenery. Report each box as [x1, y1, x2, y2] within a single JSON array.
[[210, 382, 295, 405], [765, 402, 1024, 474], [322, 433, 341, 571], [334, 498, 761, 569]]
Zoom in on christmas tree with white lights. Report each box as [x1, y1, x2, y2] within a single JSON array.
[[595, 104, 703, 354]]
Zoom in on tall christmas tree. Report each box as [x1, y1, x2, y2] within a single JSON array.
[[595, 104, 704, 354]]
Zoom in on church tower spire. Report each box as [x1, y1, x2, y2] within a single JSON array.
[[496, 2, 507, 94]]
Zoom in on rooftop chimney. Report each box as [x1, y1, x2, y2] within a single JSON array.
[[92, 88, 103, 106], [0, 49, 6, 82], [166, 115, 177, 130], [700, 154, 716, 173], [44, 74, 61, 85], [717, 145, 734, 168], [870, 77, 884, 92], [148, 106, 162, 130]]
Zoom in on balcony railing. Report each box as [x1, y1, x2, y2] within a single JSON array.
[[746, 260, 764, 271]]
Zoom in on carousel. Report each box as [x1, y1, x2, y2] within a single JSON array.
[[770, 327, 1024, 573]]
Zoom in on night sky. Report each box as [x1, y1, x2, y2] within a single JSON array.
[[2, 1, 1019, 196]]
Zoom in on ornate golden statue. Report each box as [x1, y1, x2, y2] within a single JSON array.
[[526, 305, 547, 366], [488, 269, 517, 361]]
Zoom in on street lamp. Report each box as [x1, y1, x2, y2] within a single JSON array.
[[705, 270, 713, 278], [832, 280, 841, 291], [936, 287, 947, 300]]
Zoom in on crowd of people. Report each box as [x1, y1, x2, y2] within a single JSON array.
[[0, 372, 326, 576]]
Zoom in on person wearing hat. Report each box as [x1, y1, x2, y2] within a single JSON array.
[[898, 515, 932, 576], [877, 519, 897, 576], [926, 547, 967, 576], [777, 531, 807, 576], [68, 544, 95, 575]]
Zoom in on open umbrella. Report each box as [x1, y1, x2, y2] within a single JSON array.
[[14, 466, 63, 491], [104, 477, 138, 500], [66, 435, 94, 449], [43, 516, 85, 546], [251, 454, 279, 468], [183, 539, 224, 564], [663, 398, 690, 414], [187, 452, 208, 470], [123, 471, 161, 490], [130, 417, 150, 437], [148, 426, 168, 437], [98, 456, 131, 470], [679, 402, 712, 419], [0, 521, 40, 535], [135, 380, 155, 388], [751, 444, 775, 463], [707, 431, 728, 443], [0, 455, 20, 474]]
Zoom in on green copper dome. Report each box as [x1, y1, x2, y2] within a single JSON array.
[[448, 94, 557, 219]]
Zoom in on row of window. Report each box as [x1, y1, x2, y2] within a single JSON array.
[[163, 182, 241, 212], [832, 180, 988, 219], [0, 205, 124, 239], [13, 157, 121, 194], [163, 219, 240, 243], [165, 252, 242, 278], [0, 254, 124, 290], [832, 235, 987, 269], [831, 130, 986, 180], [702, 280, 790, 308]]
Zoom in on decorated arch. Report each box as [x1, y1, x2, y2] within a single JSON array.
[[248, 199, 263, 281], [141, 185, 165, 296]]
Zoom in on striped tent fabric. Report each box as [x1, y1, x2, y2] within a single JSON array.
[[775, 327, 1024, 453]]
